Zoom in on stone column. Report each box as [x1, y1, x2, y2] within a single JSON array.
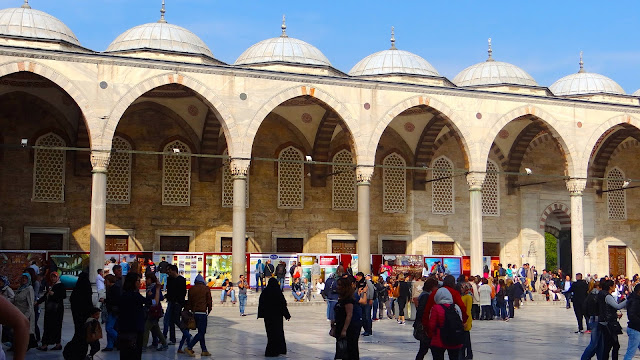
[[467, 172, 486, 276], [356, 166, 374, 274], [89, 151, 110, 285], [231, 159, 250, 282], [567, 179, 587, 278]]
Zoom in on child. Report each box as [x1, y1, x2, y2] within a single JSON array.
[[85, 307, 102, 359]]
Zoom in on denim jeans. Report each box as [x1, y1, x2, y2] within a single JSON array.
[[293, 291, 304, 301], [581, 318, 602, 360], [372, 299, 379, 320], [159, 273, 168, 291], [491, 298, 498, 318], [255, 274, 264, 291], [327, 299, 338, 321], [221, 289, 236, 303], [105, 312, 118, 349], [188, 314, 208, 352], [498, 301, 508, 319], [277, 277, 285, 291], [239, 294, 247, 314], [362, 303, 372, 334], [623, 327, 640, 360]]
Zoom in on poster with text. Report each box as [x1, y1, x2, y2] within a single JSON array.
[[298, 255, 316, 281], [442, 257, 462, 277], [0, 251, 46, 290], [424, 257, 442, 275], [153, 252, 204, 286], [249, 253, 297, 289], [48, 252, 90, 289], [104, 252, 153, 277], [319, 255, 339, 280], [385, 255, 423, 279], [205, 254, 232, 288]]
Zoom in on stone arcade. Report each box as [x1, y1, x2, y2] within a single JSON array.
[[0, 2, 638, 283]]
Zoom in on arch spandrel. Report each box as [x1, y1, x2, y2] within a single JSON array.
[[105, 72, 238, 154], [371, 95, 475, 171], [0, 60, 94, 147], [242, 85, 362, 162], [480, 105, 577, 178]]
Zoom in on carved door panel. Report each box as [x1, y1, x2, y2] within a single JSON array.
[[432, 241, 454, 255], [105, 235, 128, 251], [29, 233, 63, 250], [220, 237, 249, 253], [608, 246, 626, 277], [160, 236, 190, 252]]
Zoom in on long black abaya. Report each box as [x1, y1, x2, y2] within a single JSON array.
[[70, 272, 93, 333], [258, 277, 291, 357], [40, 282, 66, 345]]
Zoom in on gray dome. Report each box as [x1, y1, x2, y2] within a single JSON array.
[[234, 17, 331, 67], [106, 22, 213, 58], [0, 3, 80, 46], [550, 55, 624, 96]]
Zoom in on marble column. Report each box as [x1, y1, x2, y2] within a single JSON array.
[[89, 151, 110, 285], [231, 159, 250, 282], [567, 179, 586, 278], [356, 166, 374, 274], [467, 172, 486, 277]]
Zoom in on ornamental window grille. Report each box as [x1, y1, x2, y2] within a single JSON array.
[[162, 140, 191, 206], [607, 168, 626, 220], [32, 133, 66, 202], [277, 146, 304, 209], [332, 149, 356, 211], [482, 160, 500, 216], [221, 150, 249, 208], [431, 156, 454, 214], [107, 136, 132, 204], [383, 153, 406, 213]]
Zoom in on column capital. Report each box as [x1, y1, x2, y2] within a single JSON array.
[[356, 166, 374, 184], [466, 172, 486, 191], [90, 151, 110, 173], [566, 178, 587, 195], [230, 158, 250, 177]]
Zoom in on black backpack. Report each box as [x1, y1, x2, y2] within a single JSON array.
[[439, 304, 464, 346], [498, 267, 506, 277], [289, 264, 296, 277], [583, 292, 599, 317]]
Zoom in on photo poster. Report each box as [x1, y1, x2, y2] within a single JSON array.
[[154, 252, 204, 286], [298, 254, 316, 282], [482, 256, 493, 275], [442, 257, 462, 277], [424, 257, 442, 275], [491, 257, 500, 276], [319, 255, 339, 280], [392, 255, 424, 279], [350, 254, 358, 274], [104, 252, 153, 277], [371, 254, 383, 276], [249, 253, 297, 289], [0, 251, 46, 290], [47, 251, 90, 289], [204, 254, 232, 288], [462, 256, 471, 277]]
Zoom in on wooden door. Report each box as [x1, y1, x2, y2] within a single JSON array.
[[332, 240, 357, 254], [432, 241, 454, 255], [105, 235, 128, 251], [160, 236, 190, 252], [220, 237, 249, 253], [608, 246, 626, 277], [483, 242, 501, 257], [29, 233, 63, 250], [276, 238, 303, 253], [382, 240, 407, 254]]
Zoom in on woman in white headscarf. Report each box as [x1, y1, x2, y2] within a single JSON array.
[[13, 273, 36, 349], [427, 287, 463, 360]]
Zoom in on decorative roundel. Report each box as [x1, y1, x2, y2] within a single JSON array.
[[301, 113, 312, 123], [577, 122, 583, 128], [498, 130, 509, 139], [239, 93, 248, 100], [404, 122, 415, 132], [364, 103, 371, 110], [476, 113, 482, 119], [99, 81, 108, 89], [188, 105, 199, 117]]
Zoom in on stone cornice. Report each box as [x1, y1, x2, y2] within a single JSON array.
[[1, 45, 640, 114]]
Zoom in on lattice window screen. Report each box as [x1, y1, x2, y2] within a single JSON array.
[[32, 133, 66, 202], [607, 168, 626, 220], [482, 160, 500, 216], [107, 136, 132, 204], [221, 150, 249, 208], [278, 146, 304, 209], [162, 140, 191, 206], [431, 157, 454, 214], [383, 153, 406, 213], [332, 149, 356, 211]]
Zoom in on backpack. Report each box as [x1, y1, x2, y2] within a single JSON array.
[[439, 304, 464, 346], [289, 264, 296, 277], [323, 276, 337, 298], [498, 267, 506, 277], [583, 292, 599, 317]]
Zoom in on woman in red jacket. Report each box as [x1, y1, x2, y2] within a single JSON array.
[[427, 287, 463, 360]]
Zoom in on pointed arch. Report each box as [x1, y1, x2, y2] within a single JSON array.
[[539, 202, 571, 232]]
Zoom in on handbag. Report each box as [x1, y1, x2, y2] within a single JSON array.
[[181, 310, 196, 330], [148, 303, 164, 319], [335, 338, 348, 360], [608, 320, 623, 335], [329, 323, 337, 338], [413, 323, 425, 341]]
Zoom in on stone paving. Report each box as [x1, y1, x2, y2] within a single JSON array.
[[3, 300, 635, 360]]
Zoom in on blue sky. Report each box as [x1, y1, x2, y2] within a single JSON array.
[[6, 0, 640, 93]]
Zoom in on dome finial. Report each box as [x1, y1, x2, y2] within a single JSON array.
[[390, 26, 397, 50], [21, 0, 31, 9], [158, 0, 167, 23], [578, 51, 585, 73], [281, 15, 288, 38], [487, 38, 494, 62]]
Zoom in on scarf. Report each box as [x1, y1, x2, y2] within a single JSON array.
[[19, 272, 31, 291]]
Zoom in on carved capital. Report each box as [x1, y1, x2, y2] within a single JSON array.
[[566, 178, 587, 195], [466, 172, 486, 191], [90, 151, 110, 173], [356, 166, 374, 184], [230, 159, 250, 177]]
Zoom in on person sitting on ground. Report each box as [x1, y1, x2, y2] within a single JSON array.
[[291, 277, 304, 302], [220, 279, 236, 304], [316, 278, 325, 299]]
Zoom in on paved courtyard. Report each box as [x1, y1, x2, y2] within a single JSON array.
[[3, 301, 635, 359]]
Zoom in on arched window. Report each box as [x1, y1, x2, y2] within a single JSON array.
[[431, 156, 454, 214], [482, 160, 500, 216], [221, 150, 249, 208], [162, 140, 191, 206], [278, 146, 304, 209], [383, 153, 406, 213], [332, 149, 356, 211], [107, 136, 132, 204], [33, 133, 66, 202], [607, 167, 626, 220]]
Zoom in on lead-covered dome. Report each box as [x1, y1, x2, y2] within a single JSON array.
[[349, 28, 439, 77], [235, 17, 331, 67], [0, 1, 80, 46], [453, 39, 536, 87], [550, 54, 624, 96]]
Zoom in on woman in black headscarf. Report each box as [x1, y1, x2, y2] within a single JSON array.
[[258, 277, 291, 357], [69, 272, 94, 334], [36, 271, 65, 351]]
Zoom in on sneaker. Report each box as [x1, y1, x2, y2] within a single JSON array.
[[585, 330, 591, 334], [184, 348, 195, 357], [167, 341, 176, 346], [202, 351, 211, 357], [504, 318, 509, 322], [399, 321, 405, 325], [177, 349, 185, 354]]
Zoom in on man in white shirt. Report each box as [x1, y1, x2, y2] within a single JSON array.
[[29, 261, 39, 275]]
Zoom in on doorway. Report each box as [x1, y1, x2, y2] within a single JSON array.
[[432, 241, 454, 255], [608, 246, 627, 277]]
